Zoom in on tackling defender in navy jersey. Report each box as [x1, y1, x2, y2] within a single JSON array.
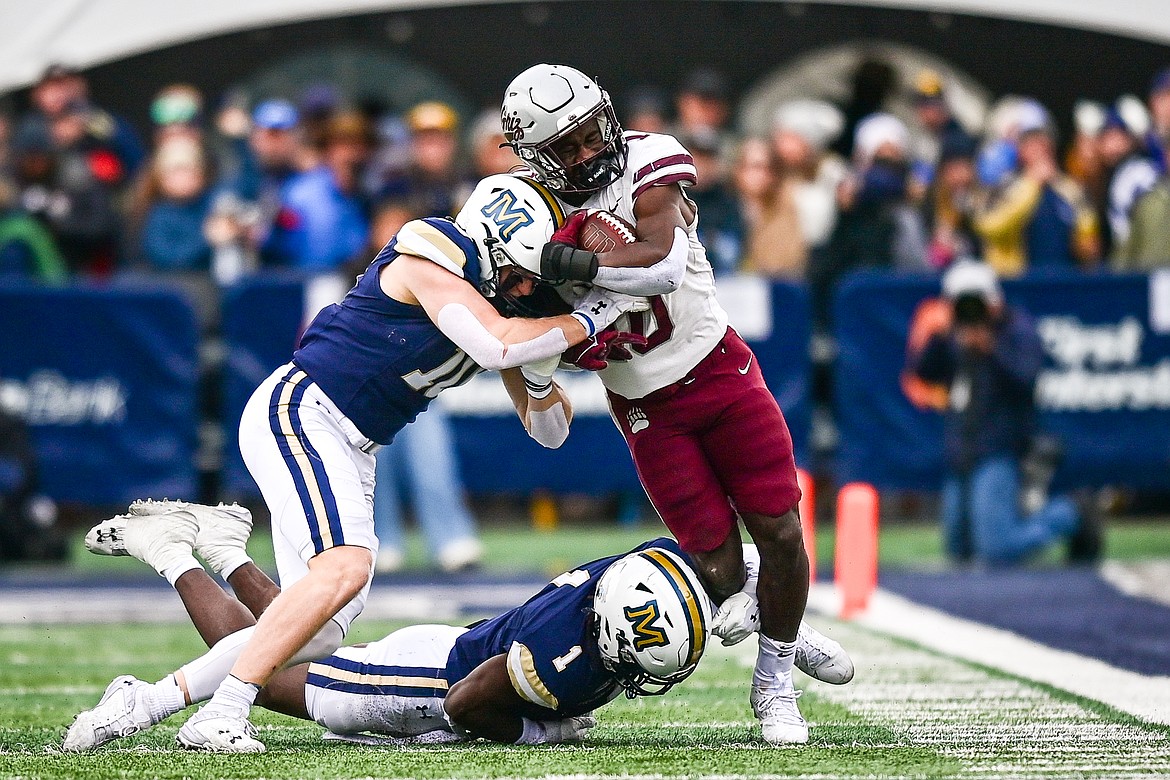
[[80, 174, 649, 753], [65, 536, 710, 749]]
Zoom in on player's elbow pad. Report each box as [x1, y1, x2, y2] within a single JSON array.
[[655, 226, 688, 292], [528, 402, 569, 449]]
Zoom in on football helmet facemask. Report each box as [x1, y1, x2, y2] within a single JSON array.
[[453, 173, 565, 315], [591, 548, 713, 698], [502, 64, 627, 194]]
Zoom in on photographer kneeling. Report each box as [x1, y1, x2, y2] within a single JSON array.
[[909, 260, 1100, 566]]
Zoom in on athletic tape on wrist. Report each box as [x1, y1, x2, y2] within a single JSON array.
[[524, 375, 553, 399], [570, 311, 596, 337]]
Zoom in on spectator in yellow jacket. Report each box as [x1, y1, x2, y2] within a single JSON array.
[[976, 103, 1099, 277]]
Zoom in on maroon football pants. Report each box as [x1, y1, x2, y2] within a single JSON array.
[[606, 328, 801, 554]]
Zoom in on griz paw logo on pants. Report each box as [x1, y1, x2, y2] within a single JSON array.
[[627, 407, 649, 434]]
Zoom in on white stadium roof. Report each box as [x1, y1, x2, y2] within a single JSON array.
[[1, 0, 1167, 93]]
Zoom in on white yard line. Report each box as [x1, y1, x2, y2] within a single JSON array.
[[770, 603, 1170, 778], [806, 583, 1170, 726], [0, 583, 540, 625]]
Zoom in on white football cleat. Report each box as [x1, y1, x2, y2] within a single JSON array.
[[751, 684, 808, 745], [63, 675, 156, 751], [795, 620, 855, 685], [176, 709, 265, 753], [127, 497, 192, 517], [85, 509, 198, 578], [129, 499, 253, 578]]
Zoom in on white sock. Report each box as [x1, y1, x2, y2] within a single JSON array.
[[754, 634, 797, 691], [145, 674, 188, 723], [203, 675, 260, 719], [177, 626, 255, 703], [161, 555, 203, 587]]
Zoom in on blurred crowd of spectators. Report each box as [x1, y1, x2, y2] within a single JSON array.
[[3, 59, 1170, 319], [0, 65, 515, 295]]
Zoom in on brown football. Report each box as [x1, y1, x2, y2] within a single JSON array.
[[578, 210, 637, 253]]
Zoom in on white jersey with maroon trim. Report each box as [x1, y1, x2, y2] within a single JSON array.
[[561, 131, 730, 399]]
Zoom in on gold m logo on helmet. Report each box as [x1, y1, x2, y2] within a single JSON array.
[[480, 190, 534, 241], [624, 601, 667, 650]]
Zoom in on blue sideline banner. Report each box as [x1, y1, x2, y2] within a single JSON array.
[[0, 284, 200, 504], [220, 275, 811, 498], [219, 275, 307, 497], [834, 271, 1170, 490]]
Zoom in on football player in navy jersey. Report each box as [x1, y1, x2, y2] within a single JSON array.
[[65, 536, 711, 749], [79, 174, 648, 752]]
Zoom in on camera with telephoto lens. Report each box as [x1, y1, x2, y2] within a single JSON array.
[[953, 292, 991, 325]]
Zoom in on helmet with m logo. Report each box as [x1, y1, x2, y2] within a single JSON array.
[[454, 173, 566, 310], [592, 547, 713, 697]]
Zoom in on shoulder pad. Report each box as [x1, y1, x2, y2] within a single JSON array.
[[392, 218, 477, 278], [626, 133, 697, 198]]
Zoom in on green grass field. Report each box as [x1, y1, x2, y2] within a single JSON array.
[[2, 519, 1169, 778], [2, 617, 1166, 779]]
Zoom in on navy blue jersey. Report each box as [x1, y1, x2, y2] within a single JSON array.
[[445, 537, 690, 720], [292, 217, 485, 444]]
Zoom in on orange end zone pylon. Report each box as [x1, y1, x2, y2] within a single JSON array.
[[835, 482, 879, 618], [796, 468, 816, 584]]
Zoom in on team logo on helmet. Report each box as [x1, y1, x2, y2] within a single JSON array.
[[479, 190, 534, 241], [502, 111, 534, 142], [624, 601, 668, 651]]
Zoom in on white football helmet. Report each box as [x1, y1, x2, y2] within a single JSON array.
[[501, 64, 627, 194], [453, 173, 566, 309], [592, 547, 713, 697]]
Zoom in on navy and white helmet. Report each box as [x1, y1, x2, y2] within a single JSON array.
[[592, 548, 713, 698], [501, 64, 627, 194], [453, 173, 566, 304]]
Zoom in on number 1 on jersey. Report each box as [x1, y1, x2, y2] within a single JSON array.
[[552, 645, 583, 672]]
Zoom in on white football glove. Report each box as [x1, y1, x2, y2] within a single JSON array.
[[517, 715, 597, 744], [711, 591, 761, 646], [570, 287, 649, 336], [541, 715, 596, 744]]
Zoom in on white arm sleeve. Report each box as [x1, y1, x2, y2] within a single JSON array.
[[527, 402, 570, 449], [592, 226, 688, 296], [436, 304, 570, 372]]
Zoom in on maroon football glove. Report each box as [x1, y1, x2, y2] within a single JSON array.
[[549, 210, 591, 246], [562, 328, 649, 371]]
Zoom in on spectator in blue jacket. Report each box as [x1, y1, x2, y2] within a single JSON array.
[[133, 136, 214, 272], [909, 260, 1099, 565], [279, 111, 371, 272]]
